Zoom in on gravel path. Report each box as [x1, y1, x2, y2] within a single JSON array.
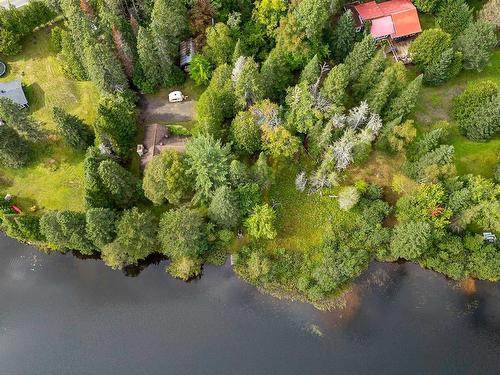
[[139, 94, 196, 124]]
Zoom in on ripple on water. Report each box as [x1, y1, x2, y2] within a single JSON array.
[[7, 252, 43, 280]]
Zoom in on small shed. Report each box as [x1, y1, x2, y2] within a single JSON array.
[[180, 38, 195, 69], [0, 80, 28, 107]]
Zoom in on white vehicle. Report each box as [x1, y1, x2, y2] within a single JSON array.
[[168, 91, 184, 103]]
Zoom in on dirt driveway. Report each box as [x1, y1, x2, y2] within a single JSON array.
[[139, 93, 196, 124]]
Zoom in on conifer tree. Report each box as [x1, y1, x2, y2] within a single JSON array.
[[150, 0, 188, 61], [57, 29, 88, 80], [320, 63, 349, 112], [94, 94, 137, 158], [98, 160, 142, 208], [331, 10, 358, 61], [260, 48, 294, 102], [233, 57, 264, 110], [344, 34, 377, 82], [84, 41, 128, 93], [353, 50, 386, 99], [0, 125, 30, 168], [136, 26, 163, 92], [253, 152, 272, 189], [423, 48, 461, 86], [436, 0, 472, 38], [209, 186, 241, 228], [111, 24, 135, 78], [300, 54, 320, 85], [52, 107, 94, 150], [385, 75, 423, 122], [366, 66, 396, 114], [0, 97, 43, 140], [232, 39, 243, 63], [456, 20, 497, 71]]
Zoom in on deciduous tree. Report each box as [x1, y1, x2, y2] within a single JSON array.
[[158, 207, 207, 258], [85, 208, 118, 249], [203, 22, 234, 66], [102, 207, 158, 269], [390, 221, 432, 260], [245, 203, 277, 239], [40, 210, 95, 254], [143, 150, 191, 205], [185, 134, 232, 203], [231, 110, 262, 155]]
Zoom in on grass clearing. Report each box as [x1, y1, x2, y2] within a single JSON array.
[[0, 25, 100, 212], [412, 49, 500, 178], [266, 163, 341, 253]]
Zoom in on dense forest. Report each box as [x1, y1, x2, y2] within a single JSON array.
[[0, 0, 498, 308]]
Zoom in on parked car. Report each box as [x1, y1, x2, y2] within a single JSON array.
[[168, 91, 184, 103]]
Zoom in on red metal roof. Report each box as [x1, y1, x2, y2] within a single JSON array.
[[391, 8, 422, 38], [378, 0, 415, 15], [353, 0, 421, 39], [354, 1, 383, 20], [354, 0, 417, 19], [371, 15, 395, 38]]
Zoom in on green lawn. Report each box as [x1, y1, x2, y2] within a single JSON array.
[[412, 49, 500, 178], [266, 163, 341, 254], [0, 25, 100, 212]]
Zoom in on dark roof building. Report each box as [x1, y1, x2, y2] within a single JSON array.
[[0, 80, 28, 107], [180, 39, 195, 69]]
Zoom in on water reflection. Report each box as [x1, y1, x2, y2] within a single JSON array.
[[0, 233, 499, 375]]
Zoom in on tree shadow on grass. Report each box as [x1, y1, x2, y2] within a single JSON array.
[[25, 82, 45, 113]]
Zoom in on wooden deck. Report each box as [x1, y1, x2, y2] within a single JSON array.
[[385, 39, 413, 64]]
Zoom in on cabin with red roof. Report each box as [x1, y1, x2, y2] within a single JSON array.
[[350, 0, 421, 40], [346, 0, 422, 63]]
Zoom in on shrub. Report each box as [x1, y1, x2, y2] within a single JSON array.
[[245, 204, 277, 239], [338, 186, 360, 211], [167, 256, 202, 280], [452, 80, 499, 140]]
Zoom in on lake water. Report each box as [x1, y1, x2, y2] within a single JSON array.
[[0, 233, 499, 374]]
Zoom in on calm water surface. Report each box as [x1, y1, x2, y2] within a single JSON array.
[[0, 234, 499, 375]]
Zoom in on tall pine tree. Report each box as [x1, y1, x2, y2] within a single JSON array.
[[385, 75, 423, 122], [52, 107, 94, 150]]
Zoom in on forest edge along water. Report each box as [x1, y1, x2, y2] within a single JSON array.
[[0, 233, 499, 375]]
